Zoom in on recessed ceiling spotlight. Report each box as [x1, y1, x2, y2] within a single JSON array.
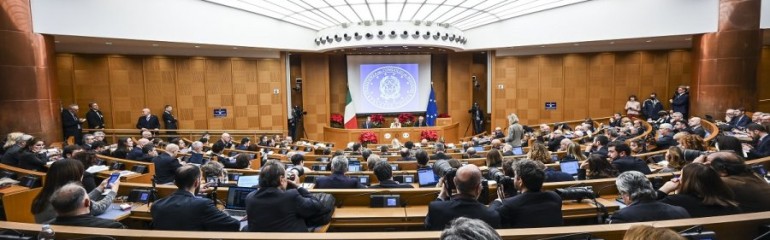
[[232, 47, 238, 49], [573, 43, 579, 46], [194, 45, 200, 48], [645, 40, 653, 43], [152, 44, 159, 47], [609, 42, 615, 44], [540, 45, 545, 48], [105, 42, 112, 45]]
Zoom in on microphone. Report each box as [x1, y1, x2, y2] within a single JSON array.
[[334, 190, 390, 208]]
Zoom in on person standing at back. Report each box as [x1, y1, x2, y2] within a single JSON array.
[[85, 102, 105, 131], [62, 104, 86, 144], [162, 105, 178, 141], [506, 114, 524, 148], [136, 108, 161, 135]]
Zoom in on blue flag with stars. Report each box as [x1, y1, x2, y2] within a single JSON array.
[[426, 85, 438, 126]]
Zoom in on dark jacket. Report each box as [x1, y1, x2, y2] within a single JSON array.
[[659, 192, 741, 218], [732, 115, 750, 129], [61, 110, 82, 137], [671, 92, 689, 117], [609, 200, 690, 223], [18, 151, 47, 172], [656, 134, 676, 150], [82, 172, 97, 193], [585, 146, 608, 159], [86, 109, 105, 129], [162, 111, 178, 129], [430, 152, 450, 160], [611, 156, 651, 174], [490, 191, 563, 228], [369, 179, 414, 189], [152, 152, 182, 184], [0, 145, 22, 166], [246, 187, 326, 232], [151, 190, 240, 231], [545, 168, 574, 182], [126, 147, 143, 160], [689, 126, 707, 138], [136, 115, 161, 130], [547, 135, 565, 152], [51, 214, 125, 229], [425, 196, 501, 230], [721, 174, 770, 213], [747, 135, 770, 160], [642, 98, 664, 120], [314, 173, 366, 189]]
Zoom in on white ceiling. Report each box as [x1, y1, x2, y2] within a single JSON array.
[[203, 0, 590, 31]]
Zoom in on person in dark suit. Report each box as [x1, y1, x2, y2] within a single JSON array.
[[469, 102, 484, 135], [126, 138, 150, 160], [152, 144, 183, 184], [584, 134, 609, 159], [430, 143, 450, 160], [162, 105, 178, 141], [136, 108, 161, 134], [670, 86, 689, 118], [642, 93, 664, 121], [1, 134, 30, 166], [688, 117, 707, 138], [415, 116, 428, 127], [490, 160, 563, 228], [399, 148, 415, 161], [246, 160, 329, 232], [370, 160, 413, 189], [744, 123, 770, 159], [425, 165, 500, 230], [731, 108, 751, 129], [700, 151, 770, 213], [85, 102, 105, 131], [151, 165, 240, 231], [361, 116, 374, 129], [62, 104, 85, 144], [608, 142, 651, 174], [608, 171, 690, 223], [462, 147, 481, 159], [18, 139, 50, 172], [655, 123, 677, 150], [314, 156, 366, 189], [49, 183, 125, 229], [656, 163, 741, 218]]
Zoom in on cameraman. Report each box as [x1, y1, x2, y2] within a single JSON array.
[[424, 164, 500, 230], [488, 159, 518, 198], [490, 159, 563, 228]]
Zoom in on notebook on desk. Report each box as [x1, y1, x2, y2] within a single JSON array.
[[223, 187, 256, 218]]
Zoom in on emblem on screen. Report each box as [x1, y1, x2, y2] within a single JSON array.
[[362, 65, 417, 110]]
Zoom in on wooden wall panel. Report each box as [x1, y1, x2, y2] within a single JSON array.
[[613, 52, 641, 112], [175, 58, 208, 129], [256, 58, 286, 130], [328, 55, 347, 115], [108, 56, 145, 129], [759, 46, 770, 112], [143, 57, 176, 128], [205, 59, 234, 129], [432, 54, 448, 114], [447, 53, 473, 137], [640, 51, 670, 113], [56, 55, 75, 107], [515, 56, 541, 124], [563, 54, 589, 120], [588, 53, 616, 117], [72, 55, 112, 129], [667, 50, 692, 109], [491, 56, 516, 129], [470, 57, 488, 119], [301, 54, 330, 140], [538, 55, 564, 123], [232, 59, 260, 129]]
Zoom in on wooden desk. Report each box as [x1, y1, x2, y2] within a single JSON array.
[[0, 185, 29, 197], [332, 207, 418, 228], [323, 123, 459, 150]]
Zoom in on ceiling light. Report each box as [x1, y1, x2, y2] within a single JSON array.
[[573, 43, 579, 46], [540, 45, 545, 48], [152, 44, 159, 47], [645, 40, 653, 43], [105, 42, 112, 45], [609, 42, 615, 44], [232, 47, 238, 49], [194, 45, 200, 48], [54, 41, 60, 43]]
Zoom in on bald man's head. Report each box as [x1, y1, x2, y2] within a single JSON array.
[[137, 138, 150, 147], [454, 165, 482, 197], [706, 151, 751, 176]]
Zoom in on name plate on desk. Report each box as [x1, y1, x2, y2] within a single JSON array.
[[370, 194, 401, 208]]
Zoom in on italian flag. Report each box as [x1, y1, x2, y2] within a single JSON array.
[[344, 89, 358, 129]]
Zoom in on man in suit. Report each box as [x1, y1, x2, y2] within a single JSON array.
[[49, 183, 125, 229], [425, 164, 500, 230], [152, 144, 183, 184], [462, 147, 481, 159], [216, 133, 234, 149], [670, 86, 690, 118], [399, 148, 415, 161], [469, 102, 484, 135], [609, 141, 651, 174], [62, 104, 86, 144], [546, 130, 565, 152], [699, 151, 770, 213], [162, 105, 178, 141], [151, 164, 240, 231], [655, 123, 677, 149], [246, 160, 329, 232], [85, 102, 105, 131], [731, 108, 751, 129], [609, 171, 690, 223], [688, 117, 707, 138], [370, 160, 413, 188], [314, 156, 366, 189], [415, 116, 428, 127], [744, 123, 770, 159], [81, 134, 95, 150], [430, 143, 450, 160], [126, 138, 150, 160], [361, 116, 374, 129], [584, 134, 609, 159], [642, 93, 664, 121], [136, 108, 161, 134], [490, 160, 562, 228]]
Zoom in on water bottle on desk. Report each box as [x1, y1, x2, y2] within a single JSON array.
[[38, 224, 55, 240]]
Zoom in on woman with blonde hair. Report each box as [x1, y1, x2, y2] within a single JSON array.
[[623, 225, 684, 240], [679, 134, 706, 151], [527, 143, 552, 164], [563, 142, 587, 162], [660, 146, 686, 173], [506, 113, 524, 148]]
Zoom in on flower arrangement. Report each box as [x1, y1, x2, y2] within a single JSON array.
[[438, 113, 451, 118], [370, 114, 384, 128], [330, 113, 344, 128], [398, 113, 415, 127], [420, 130, 439, 141], [359, 131, 378, 145]]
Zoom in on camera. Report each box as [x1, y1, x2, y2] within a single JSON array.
[[555, 186, 596, 202], [488, 167, 516, 198], [433, 160, 458, 195]]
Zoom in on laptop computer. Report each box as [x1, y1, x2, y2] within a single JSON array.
[[349, 160, 362, 172], [418, 168, 438, 187], [560, 160, 580, 176], [473, 146, 484, 152], [237, 175, 259, 188], [512, 147, 523, 155], [351, 175, 371, 186], [223, 187, 256, 218]]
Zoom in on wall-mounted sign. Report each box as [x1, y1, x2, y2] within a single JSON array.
[[213, 108, 228, 118], [545, 102, 557, 110]]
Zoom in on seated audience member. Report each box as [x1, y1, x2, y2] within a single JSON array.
[[211, 142, 238, 168], [714, 135, 744, 154], [527, 143, 552, 164], [89, 141, 110, 156], [752, 112, 764, 124], [584, 134, 609, 159], [399, 148, 415, 161], [491, 160, 562, 228], [609, 113, 623, 128], [486, 149, 503, 169], [370, 160, 413, 189], [490, 139, 503, 150], [362, 148, 373, 161], [110, 137, 133, 159], [744, 123, 769, 159], [216, 133, 234, 149], [557, 138, 572, 152], [93, 131, 108, 145], [141, 130, 154, 142], [187, 141, 207, 164], [1, 132, 24, 159], [201, 161, 228, 183], [126, 138, 149, 160], [233, 153, 252, 169], [688, 117, 707, 138], [679, 134, 706, 152], [236, 137, 250, 151], [378, 145, 389, 155], [350, 143, 362, 155], [415, 149, 430, 169], [623, 225, 686, 240], [533, 160, 573, 183], [579, 154, 619, 180], [314, 156, 366, 189], [152, 164, 239, 231], [440, 217, 502, 240], [492, 127, 505, 140], [366, 154, 381, 171], [655, 123, 677, 150], [153, 144, 183, 184], [546, 130, 565, 152], [659, 147, 687, 173], [49, 183, 125, 229], [608, 171, 690, 223], [133, 144, 157, 162], [61, 144, 84, 160], [81, 134, 95, 150], [656, 163, 741, 218], [731, 108, 751, 129], [425, 165, 500, 230], [463, 147, 481, 159], [608, 142, 651, 174], [18, 138, 51, 171], [563, 142, 587, 162], [697, 151, 770, 212], [290, 154, 311, 173], [72, 151, 98, 192], [32, 159, 118, 223], [246, 160, 329, 232], [673, 120, 690, 134], [430, 143, 450, 160], [500, 144, 514, 156]]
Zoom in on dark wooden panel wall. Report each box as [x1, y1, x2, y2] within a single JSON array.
[[56, 54, 287, 131], [758, 46, 770, 113]]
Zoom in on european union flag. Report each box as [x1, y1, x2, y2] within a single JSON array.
[[426, 86, 438, 126]]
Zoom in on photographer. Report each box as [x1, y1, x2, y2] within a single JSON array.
[[490, 159, 563, 228], [488, 159, 518, 198], [469, 102, 484, 135], [424, 164, 500, 230]]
